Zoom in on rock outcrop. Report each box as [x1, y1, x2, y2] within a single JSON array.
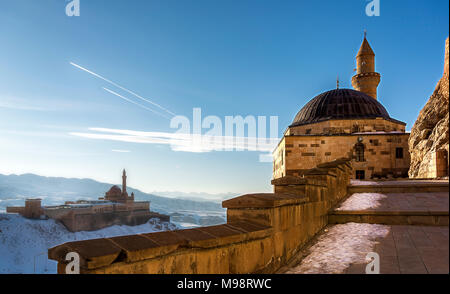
[[409, 37, 449, 178]]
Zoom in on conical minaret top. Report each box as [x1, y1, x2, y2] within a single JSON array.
[[357, 37, 375, 59], [352, 33, 381, 100]]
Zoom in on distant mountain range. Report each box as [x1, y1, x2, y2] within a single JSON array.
[[151, 191, 237, 202], [0, 173, 231, 227]]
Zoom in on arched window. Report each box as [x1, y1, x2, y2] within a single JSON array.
[[355, 143, 365, 162]]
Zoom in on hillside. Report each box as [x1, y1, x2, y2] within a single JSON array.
[[0, 214, 176, 273], [0, 173, 227, 227]]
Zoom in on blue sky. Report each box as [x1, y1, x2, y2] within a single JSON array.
[[0, 0, 448, 194]]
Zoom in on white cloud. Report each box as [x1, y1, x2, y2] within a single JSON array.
[[0, 97, 46, 111], [70, 127, 279, 156]]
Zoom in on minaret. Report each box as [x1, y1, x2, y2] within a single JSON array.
[[122, 169, 127, 196], [351, 32, 381, 100]]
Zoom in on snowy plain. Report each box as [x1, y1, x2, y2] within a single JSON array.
[[0, 214, 177, 274]]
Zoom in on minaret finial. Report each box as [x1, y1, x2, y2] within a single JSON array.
[[364, 29, 367, 39]]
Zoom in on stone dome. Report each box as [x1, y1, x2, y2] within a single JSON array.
[[291, 89, 394, 127], [107, 185, 122, 195]]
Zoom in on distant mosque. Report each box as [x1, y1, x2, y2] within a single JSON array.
[[7, 170, 169, 232], [104, 169, 135, 202], [273, 34, 411, 180]]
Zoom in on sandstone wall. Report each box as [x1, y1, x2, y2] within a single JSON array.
[[48, 159, 352, 274], [60, 210, 155, 232], [409, 37, 449, 178], [5, 207, 24, 214], [273, 133, 410, 180], [288, 118, 406, 136]]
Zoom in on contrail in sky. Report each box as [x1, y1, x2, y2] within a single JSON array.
[[70, 62, 176, 116], [103, 87, 171, 119]]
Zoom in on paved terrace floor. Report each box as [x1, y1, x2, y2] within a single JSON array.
[[283, 224, 449, 274], [282, 179, 449, 274]]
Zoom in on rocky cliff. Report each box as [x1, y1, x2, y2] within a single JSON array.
[[408, 37, 449, 178]]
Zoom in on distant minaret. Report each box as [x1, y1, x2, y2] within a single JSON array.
[[351, 32, 381, 100], [122, 169, 127, 195]]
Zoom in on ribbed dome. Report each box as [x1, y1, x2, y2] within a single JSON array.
[[291, 89, 392, 127]]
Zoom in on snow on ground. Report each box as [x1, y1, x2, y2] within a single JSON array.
[[285, 223, 390, 274], [0, 214, 177, 274], [335, 193, 387, 211]]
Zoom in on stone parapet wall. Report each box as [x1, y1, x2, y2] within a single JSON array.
[[44, 207, 73, 219], [48, 159, 353, 274], [128, 201, 150, 211], [5, 207, 24, 214], [42, 202, 156, 232], [60, 209, 154, 232], [6, 199, 43, 219]]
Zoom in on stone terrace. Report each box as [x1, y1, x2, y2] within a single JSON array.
[[346, 225, 449, 274], [283, 179, 449, 274], [48, 161, 449, 274], [329, 180, 449, 226], [283, 224, 448, 274]]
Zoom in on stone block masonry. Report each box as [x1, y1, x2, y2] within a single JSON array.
[[48, 158, 352, 274]]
